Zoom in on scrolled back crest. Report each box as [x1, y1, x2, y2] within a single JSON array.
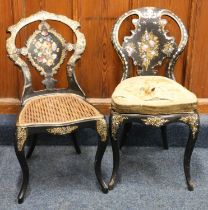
[[6, 11, 86, 98], [111, 7, 188, 80]]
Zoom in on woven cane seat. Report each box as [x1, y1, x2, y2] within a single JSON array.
[[17, 94, 103, 126], [112, 76, 197, 115]]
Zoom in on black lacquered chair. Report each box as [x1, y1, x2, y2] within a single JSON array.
[[109, 7, 199, 191], [7, 11, 108, 203]]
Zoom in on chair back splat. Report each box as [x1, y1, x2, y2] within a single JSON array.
[[6, 11, 86, 103], [112, 7, 188, 80]]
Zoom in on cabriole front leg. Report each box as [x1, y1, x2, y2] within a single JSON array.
[[95, 118, 108, 193], [181, 113, 199, 191], [15, 127, 29, 204], [108, 113, 127, 190]]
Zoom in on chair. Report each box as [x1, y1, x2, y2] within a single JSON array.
[[6, 11, 108, 203], [109, 7, 199, 191]]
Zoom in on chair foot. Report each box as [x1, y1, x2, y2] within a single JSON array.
[[102, 187, 109, 194], [187, 180, 194, 191], [18, 190, 26, 204]]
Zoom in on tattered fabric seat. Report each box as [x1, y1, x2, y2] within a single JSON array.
[[109, 7, 200, 193], [112, 76, 197, 114]]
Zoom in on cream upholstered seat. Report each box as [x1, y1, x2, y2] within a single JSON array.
[[109, 7, 200, 193], [17, 93, 103, 126], [112, 76, 197, 115]]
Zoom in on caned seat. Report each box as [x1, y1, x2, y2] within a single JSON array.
[[112, 76, 197, 114], [18, 94, 103, 126]]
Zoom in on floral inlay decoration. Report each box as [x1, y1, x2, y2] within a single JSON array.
[[162, 42, 175, 57], [26, 21, 67, 76], [125, 42, 136, 56], [138, 30, 159, 70]]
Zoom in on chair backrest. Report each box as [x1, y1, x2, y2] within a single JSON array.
[[6, 11, 86, 103], [112, 7, 188, 80]]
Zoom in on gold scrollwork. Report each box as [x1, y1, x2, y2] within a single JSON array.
[[180, 114, 199, 138], [142, 117, 168, 127], [112, 114, 128, 139], [16, 127, 27, 151], [96, 118, 108, 142], [47, 126, 78, 135]]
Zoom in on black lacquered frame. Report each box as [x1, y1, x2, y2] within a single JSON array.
[[109, 7, 199, 191], [7, 11, 108, 203]]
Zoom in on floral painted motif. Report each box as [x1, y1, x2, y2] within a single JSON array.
[[32, 33, 60, 67], [122, 13, 178, 75], [162, 42, 175, 57], [27, 21, 67, 76], [138, 30, 159, 70], [125, 42, 136, 56]]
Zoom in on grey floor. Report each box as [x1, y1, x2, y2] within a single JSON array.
[[0, 146, 208, 210]]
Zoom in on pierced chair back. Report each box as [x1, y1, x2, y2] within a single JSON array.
[[6, 11, 86, 103], [111, 7, 188, 80], [109, 8, 199, 194]]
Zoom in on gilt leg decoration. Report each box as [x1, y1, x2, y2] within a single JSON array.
[[95, 118, 108, 193], [181, 114, 199, 191], [15, 127, 29, 204]]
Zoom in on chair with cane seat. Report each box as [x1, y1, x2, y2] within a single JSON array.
[[7, 11, 108, 203]]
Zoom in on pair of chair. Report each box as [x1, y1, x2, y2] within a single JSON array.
[[6, 7, 199, 204]]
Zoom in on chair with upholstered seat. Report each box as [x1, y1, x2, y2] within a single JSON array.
[[7, 11, 108, 203], [109, 7, 199, 191]]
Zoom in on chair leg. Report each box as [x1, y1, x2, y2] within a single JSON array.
[[15, 127, 29, 204], [71, 132, 81, 154], [108, 132, 120, 190], [161, 126, 169, 150], [26, 134, 37, 159], [94, 119, 109, 193], [108, 114, 123, 190], [120, 122, 132, 149], [183, 114, 199, 191], [95, 138, 108, 193]]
